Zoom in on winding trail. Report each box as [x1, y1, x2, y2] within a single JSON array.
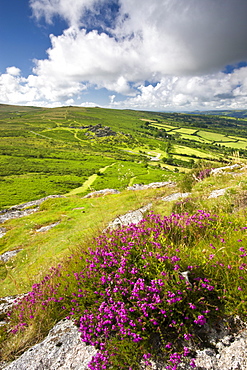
[[66, 163, 115, 196]]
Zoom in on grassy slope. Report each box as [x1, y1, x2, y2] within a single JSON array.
[[0, 186, 174, 297], [0, 105, 247, 366], [1, 104, 247, 297], [1, 164, 247, 366]]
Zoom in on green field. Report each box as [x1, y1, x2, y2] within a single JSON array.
[[216, 141, 247, 149], [197, 131, 236, 142], [173, 127, 198, 135]]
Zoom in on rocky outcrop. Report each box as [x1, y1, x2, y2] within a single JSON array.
[[208, 188, 229, 199], [0, 294, 27, 329], [36, 222, 60, 233], [0, 228, 6, 238], [79, 124, 117, 137], [211, 163, 246, 175], [0, 195, 64, 224]]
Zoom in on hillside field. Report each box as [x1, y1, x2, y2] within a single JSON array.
[[1, 105, 247, 209]]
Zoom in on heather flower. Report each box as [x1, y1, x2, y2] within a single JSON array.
[[194, 315, 206, 326]]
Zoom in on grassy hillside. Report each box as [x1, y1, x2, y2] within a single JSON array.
[[1, 164, 247, 368], [0, 105, 247, 369], [1, 104, 247, 210]]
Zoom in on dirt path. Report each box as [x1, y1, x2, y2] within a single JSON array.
[[66, 163, 115, 196]]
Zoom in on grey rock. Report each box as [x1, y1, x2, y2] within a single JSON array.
[[0, 249, 23, 263], [0, 227, 6, 238], [162, 192, 191, 202], [36, 222, 60, 233], [194, 330, 247, 369], [83, 189, 120, 198], [127, 181, 175, 191], [0, 294, 27, 328], [2, 319, 97, 370], [107, 203, 152, 229], [210, 163, 245, 175], [208, 188, 229, 199]]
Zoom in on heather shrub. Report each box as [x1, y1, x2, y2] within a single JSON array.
[[4, 210, 247, 369]]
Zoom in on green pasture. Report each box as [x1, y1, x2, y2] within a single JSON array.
[[197, 131, 236, 142], [89, 162, 176, 191], [178, 133, 209, 143], [216, 141, 247, 149], [173, 127, 198, 135], [172, 145, 216, 159], [229, 136, 247, 142], [150, 123, 178, 130]]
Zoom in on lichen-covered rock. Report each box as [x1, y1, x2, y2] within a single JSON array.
[[107, 203, 152, 229], [1, 315, 247, 370], [0, 228, 6, 238], [2, 319, 97, 370]]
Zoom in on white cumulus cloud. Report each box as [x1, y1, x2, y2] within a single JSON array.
[[111, 68, 247, 111], [1, 0, 247, 109]]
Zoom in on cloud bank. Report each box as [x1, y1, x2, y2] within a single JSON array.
[[1, 0, 247, 109]]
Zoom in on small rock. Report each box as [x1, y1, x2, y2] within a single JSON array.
[[127, 181, 175, 191], [0, 227, 6, 238], [36, 222, 60, 233], [162, 192, 191, 202], [0, 249, 23, 263], [208, 188, 229, 199], [83, 189, 120, 198], [107, 203, 152, 230]]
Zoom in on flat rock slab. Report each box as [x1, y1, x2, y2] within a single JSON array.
[[2, 319, 97, 370], [162, 192, 191, 202], [208, 188, 229, 199], [83, 189, 120, 198], [194, 330, 247, 370], [2, 319, 247, 370], [210, 163, 244, 175], [127, 181, 175, 191], [107, 203, 152, 229]]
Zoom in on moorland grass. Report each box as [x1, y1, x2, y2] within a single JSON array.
[[0, 187, 173, 297]]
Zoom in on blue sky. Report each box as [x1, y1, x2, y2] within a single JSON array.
[[0, 0, 247, 110]]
